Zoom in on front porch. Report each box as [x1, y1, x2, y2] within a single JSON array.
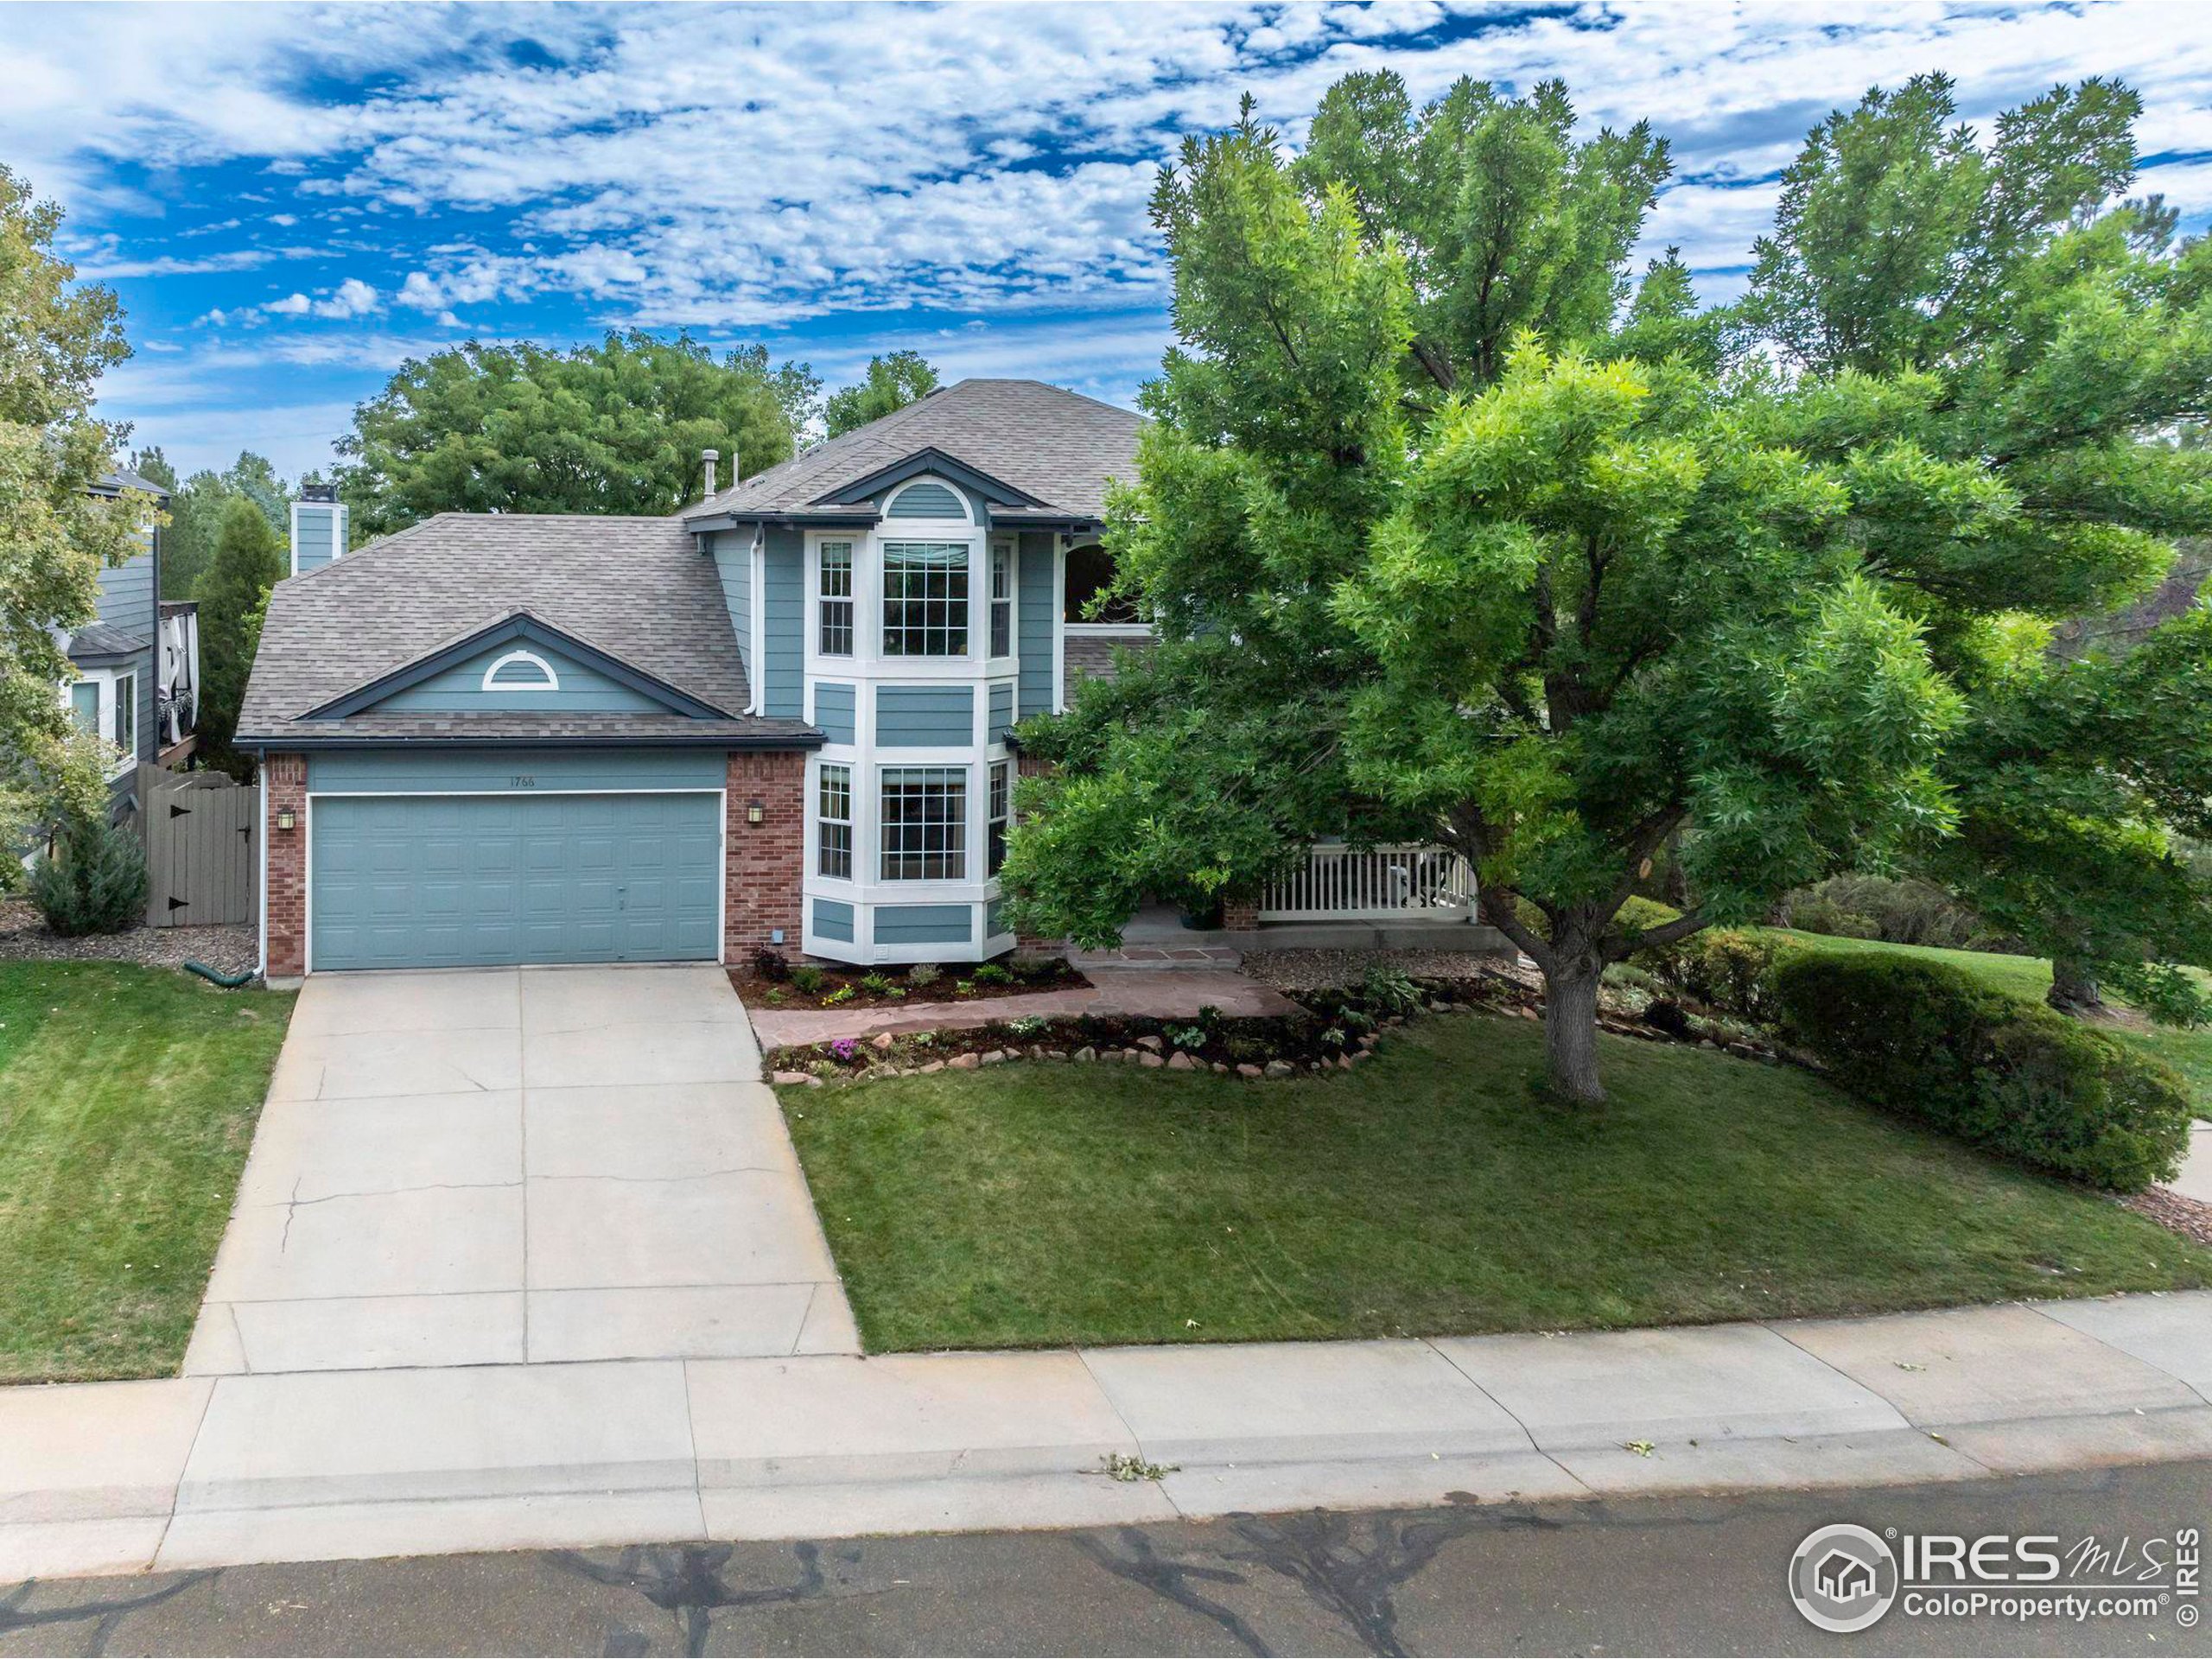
[[1073, 843, 1512, 969]]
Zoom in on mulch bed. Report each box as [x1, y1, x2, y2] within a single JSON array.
[[0, 900, 257, 977], [734, 953, 1088, 1011], [2125, 1185, 2212, 1249]]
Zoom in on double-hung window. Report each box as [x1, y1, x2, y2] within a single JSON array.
[[988, 760, 1010, 877], [880, 767, 966, 880], [817, 540, 854, 656], [988, 542, 1013, 658], [881, 542, 968, 657], [817, 764, 853, 880]]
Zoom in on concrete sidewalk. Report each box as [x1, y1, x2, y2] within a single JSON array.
[[6, 1292, 2210, 1584]]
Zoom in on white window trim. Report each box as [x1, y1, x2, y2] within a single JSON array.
[[480, 649, 561, 693], [58, 667, 136, 779]]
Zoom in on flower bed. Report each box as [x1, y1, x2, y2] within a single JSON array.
[[763, 959, 1785, 1087], [733, 950, 1087, 1011]]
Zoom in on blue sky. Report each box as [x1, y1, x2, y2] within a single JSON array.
[[8, 1, 2212, 481]]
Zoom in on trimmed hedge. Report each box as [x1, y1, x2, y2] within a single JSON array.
[[1770, 953, 2191, 1192], [1641, 928, 1793, 1023]]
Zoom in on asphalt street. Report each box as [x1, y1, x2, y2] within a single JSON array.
[[4, 1462, 2208, 1656]]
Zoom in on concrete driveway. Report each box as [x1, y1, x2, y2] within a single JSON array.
[[186, 966, 858, 1375]]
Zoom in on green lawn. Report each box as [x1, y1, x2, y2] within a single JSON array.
[[0, 963, 294, 1382], [1766, 930, 2212, 1118], [782, 1014, 2212, 1353]]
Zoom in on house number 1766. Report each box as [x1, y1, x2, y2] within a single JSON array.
[[509, 776, 537, 788]]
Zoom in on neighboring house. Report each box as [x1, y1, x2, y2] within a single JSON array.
[[64, 467, 193, 818], [238, 378, 1478, 980]]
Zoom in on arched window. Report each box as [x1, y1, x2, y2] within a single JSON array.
[[1063, 543, 1139, 624], [884, 479, 969, 521], [480, 649, 560, 692]]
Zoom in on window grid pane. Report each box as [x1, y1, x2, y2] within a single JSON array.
[[880, 767, 967, 881], [818, 542, 854, 656], [988, 760, 1010, 877], [817, 764, 853, 879], [882, 542, 969, 657], [113, 674, 134, 759], [989, 544, 1012, 658]]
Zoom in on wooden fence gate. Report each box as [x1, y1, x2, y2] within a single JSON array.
[[144, 768, 258, 927]]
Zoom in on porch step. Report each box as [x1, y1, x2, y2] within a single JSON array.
[[1071, 945, 1245, 972]]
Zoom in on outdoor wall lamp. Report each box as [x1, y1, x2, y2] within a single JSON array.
[[746, 800, 765, 826], [276, 809, 297, 831]]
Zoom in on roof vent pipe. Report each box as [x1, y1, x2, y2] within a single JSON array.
[[701, 448, 718, 499]]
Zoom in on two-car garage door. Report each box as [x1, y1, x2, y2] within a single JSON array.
[[309, 792, 721, 971]]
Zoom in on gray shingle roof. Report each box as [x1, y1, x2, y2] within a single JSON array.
[[239, 513, 815, 748], [683, 378, 1142, 524], [67, 621, 150, 661], [91, 468, 171, 500]]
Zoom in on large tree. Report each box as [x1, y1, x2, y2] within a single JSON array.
[[1004, 90, 1964, 1101], [823, 351, 939, 438], [1736, 74, 2212, 1018], [193, 495, 285, 775], [334, 331, 817, 537], [0, 164, 152, 858], [158, 451, 291, 600]]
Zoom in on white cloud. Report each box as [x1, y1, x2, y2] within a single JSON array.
[[15, 1, 2209, 340], [264, 292, 312, 315]]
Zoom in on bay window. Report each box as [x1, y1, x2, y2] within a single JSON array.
[[988, 760, 1009, 876], [817, 540, 854, 656], [817, 763, 853, 880], [880, 766, 966, 880], [113, 672, 135, 761], [988, 541, 1013, 658], [882, 541, 969, 657]]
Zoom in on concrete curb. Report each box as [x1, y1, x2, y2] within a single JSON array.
[[5, 1292, 2210, 1581]]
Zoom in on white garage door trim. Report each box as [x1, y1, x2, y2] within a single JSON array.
[[303, 787, 728, 973]]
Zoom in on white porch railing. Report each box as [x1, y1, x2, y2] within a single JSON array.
[[1258, 843, 1476, 923]]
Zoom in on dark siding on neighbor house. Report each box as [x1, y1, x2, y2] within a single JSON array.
[[761, 525, 804, 717], [875, 685, 975, 747], [1064, 632, 1154, 689], [93, 535, 158, 769], [1017, 531, 1055, 718]]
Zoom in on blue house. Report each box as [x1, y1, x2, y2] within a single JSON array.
[[238, 378, 1479, 980]]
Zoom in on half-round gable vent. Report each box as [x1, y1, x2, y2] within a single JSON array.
[[885, 480, 968, 521], [481, 649, 561, 692]]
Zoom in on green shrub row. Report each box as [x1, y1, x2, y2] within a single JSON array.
[[1767, 953, 2190, 1192]]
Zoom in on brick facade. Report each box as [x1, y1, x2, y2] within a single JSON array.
[[723, 748, 807, 964], [262, 752, 308, 978]]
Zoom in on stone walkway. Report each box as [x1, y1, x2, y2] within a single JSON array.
[[746, 969, 1294, 1050], [7, 1292, 2212, 1582], [186, 966, 857, 1376]]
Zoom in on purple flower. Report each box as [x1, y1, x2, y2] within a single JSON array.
[[829, 1039, 858, 1062]]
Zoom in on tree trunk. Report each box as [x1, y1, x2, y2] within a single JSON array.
[[1542, 958, 1605, 1103], [2048, 957, 2103, 1014]]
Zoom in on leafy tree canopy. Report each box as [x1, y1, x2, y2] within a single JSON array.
[[0, 164, 149, 859], [1735, 73, 2212, 1017], [334, 331, 817, 538], [823, 351, 939, 438], [1005, 73, 2212, 1100]]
